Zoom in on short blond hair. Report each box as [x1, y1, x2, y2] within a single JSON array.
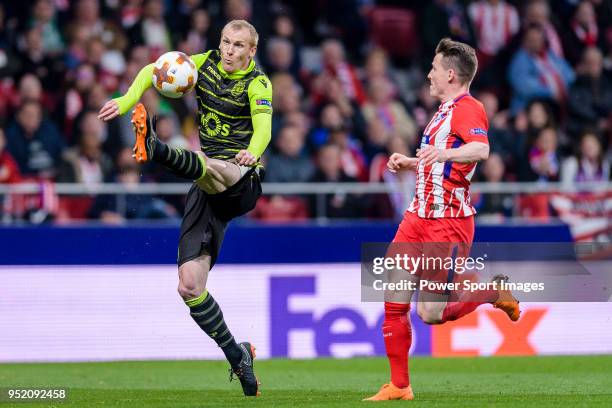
[[222, 19, 259, 47]]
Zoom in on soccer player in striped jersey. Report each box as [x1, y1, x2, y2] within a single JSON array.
[[364, 38, 520, 402], [98, 20, 271, 397]]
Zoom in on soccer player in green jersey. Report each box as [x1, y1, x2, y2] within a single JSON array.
[[97, 20, 272, 397]]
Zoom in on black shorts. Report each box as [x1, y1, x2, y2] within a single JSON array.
[[177, 168, 262, 267]]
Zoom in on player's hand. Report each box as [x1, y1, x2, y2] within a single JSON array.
[[235, 150, 256, 166], [387, 153, 417, 173], [416, 145, 448, 166], [97, 99, 120, 121]]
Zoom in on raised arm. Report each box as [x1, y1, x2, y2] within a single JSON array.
[[98, 63, 154, 121], [98, 52, 211, 122]]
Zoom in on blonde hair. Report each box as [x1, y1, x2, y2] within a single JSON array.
[[222, 19, 259, 47]]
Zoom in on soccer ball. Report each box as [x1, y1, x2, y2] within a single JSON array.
[[152, 51, 198, 98]]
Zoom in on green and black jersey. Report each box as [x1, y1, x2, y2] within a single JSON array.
[[114, 50, 272, 162], [192, 50, 272, 160]]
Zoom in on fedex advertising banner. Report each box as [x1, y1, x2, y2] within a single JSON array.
[[1, 264, 611, 362]]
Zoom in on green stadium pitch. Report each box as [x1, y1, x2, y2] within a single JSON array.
[[1, 356, 611, 407]]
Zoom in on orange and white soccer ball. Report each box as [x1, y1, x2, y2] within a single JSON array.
[[152, 51, 198, 98]]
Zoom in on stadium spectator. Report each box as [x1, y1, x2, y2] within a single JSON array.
[[562, 1, 603, 66], [120, 0, 144, 29], [369, 135, 415, 219], [59, 63, 97, 142], [318, 77, 367, 142], [522, 126, 561, 182], [507, 24, 575, 114], [522, 0, 564, 58], [129, 0, 171, 55], [311, 39, 366, 107], [271, 72, 302, 138], [88, 148, 179, 223], [68, 0, 126, 51], [249, 194, 309, 221], [568, 47, 612, 138], [361, 76, 417, 146], [363, 118, 391, 163], [561, 131, 610, 184], [265, 37, 299, 81], [468, 0, 520, 64], [16, 27, 64, 92], [0, 127, 22, 184], [57, 111, 113, 186], [29, 0, 64, 56], [328, 126, 368, 182], [265, 125, 314, 183], [13, 73, 54, 117], [412, 82, 439, 133], [478, 91, 514, 162], [266, 12, 303, 73], [421, 0, 475, 62], [309, 103, 346, 149], [5, 100, 64, 179], [475, 152, 514, 218], [361, 48, 404, 99], [309, 143, 365, 218], [179, 8, 211, 55]]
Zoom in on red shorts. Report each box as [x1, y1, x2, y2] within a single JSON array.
[[390, 211, 475, 291]]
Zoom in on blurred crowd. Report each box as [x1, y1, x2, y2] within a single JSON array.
[[0, 0, 611, 223]]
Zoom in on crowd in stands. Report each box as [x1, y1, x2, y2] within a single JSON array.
[[0, 0, 610, 223]]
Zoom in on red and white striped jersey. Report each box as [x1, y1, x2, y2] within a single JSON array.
[[407, 93, 489, 218]]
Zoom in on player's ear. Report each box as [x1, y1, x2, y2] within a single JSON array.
[[249, 46, 257, 59], [447, 68, 455, 84]]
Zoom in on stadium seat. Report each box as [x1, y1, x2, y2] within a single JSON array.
[[368, 7, 419, 59]]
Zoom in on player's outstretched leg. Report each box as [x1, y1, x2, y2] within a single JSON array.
[[131, 103, 206, 179], [418, 275, 520, 324]]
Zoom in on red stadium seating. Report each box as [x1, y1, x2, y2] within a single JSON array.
[[368, 7, 419, 59]]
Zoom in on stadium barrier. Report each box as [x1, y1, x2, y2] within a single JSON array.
[[1, 222, 611, 362], [0, 181, 610, 220]]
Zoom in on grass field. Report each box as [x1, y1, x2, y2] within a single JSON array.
[[1, 355, 611, 407]]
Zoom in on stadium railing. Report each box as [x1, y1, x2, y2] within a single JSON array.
[[0, 181, 610, 221]]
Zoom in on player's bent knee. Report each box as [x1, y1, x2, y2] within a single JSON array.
[[177, 282, 204, 300], [177, 269, 203, 300], [417, 303, 443, 325]]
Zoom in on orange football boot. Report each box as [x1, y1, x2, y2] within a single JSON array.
[[492, 274, 521, 321], [130, 103, 156, 163], [363, 383, 414, 401]]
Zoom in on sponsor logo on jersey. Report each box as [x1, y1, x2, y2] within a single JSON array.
[[256, 99, 271, 107], [470, 128, 487, 136], [202, 111, 231, 137], [206, 65, 221, 81]]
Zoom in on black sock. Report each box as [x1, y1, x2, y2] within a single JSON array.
[[186, 291, 243, 367], [153, 142, 206, 180]]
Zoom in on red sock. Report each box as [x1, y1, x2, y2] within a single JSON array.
[[441, 289, 498, 322], [383, 302, 412, 389]]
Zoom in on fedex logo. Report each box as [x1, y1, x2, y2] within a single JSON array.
[[268, 276, 546, 358], [269, 276, 431, 357]]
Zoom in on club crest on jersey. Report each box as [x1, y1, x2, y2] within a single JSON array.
[[432, 111, 448, 126], [230, 80, 246, 97]]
